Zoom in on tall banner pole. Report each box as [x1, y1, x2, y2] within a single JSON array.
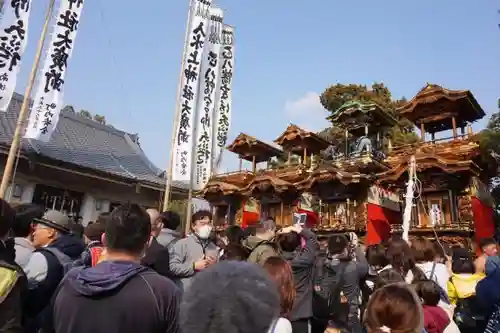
[[162, 0, 194, 212], [0, 0, 56, 198], [183, 2, 213, 234]]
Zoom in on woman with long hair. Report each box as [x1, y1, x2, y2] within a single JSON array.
[[384, 238, 426, 283], [263, 256, 296, 333]]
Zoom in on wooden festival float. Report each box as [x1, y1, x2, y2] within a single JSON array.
[[199, 84, 497, 247]]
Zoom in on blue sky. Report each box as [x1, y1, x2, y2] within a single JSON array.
[[16, 0, 500, 172]]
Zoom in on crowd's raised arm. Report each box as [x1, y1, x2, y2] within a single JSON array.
[[0, 200, 499, 333]]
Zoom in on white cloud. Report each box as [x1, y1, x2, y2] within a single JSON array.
[[284, 92, 329, 132]]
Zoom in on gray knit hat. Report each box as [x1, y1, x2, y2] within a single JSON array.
[[180, 261, 280, 333]]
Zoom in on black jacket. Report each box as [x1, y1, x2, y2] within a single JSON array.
[[282, 229, 318, 321], [43, 260, 180, 333], [141, 238, 171, 278], [25, 235, 84, 332], [315, 247, 368, 333], [0, 240, 27, 333]]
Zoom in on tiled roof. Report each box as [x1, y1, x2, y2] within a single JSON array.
[[0, 93, 187, 189]]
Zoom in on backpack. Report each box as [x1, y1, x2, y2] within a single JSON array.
[[450, 278, 487, 330], [39, 247, 74, 276], [312, 259, 349, 325]]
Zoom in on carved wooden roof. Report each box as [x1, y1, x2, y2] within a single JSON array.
[[227, 133, 283, 163], [378, 140, 481, 184], [296, 164, 368, 190], [240, 174, 297, 197], [274, 124, 331, 154], [327, 101, 398, 134], [397, 84, 485, 133]]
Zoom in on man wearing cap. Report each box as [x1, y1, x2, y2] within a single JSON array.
[[23, 210, 84, 331]]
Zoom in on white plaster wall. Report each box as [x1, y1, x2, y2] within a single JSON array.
[[20, 183, 35, 203], [80, 194, 97, 226], [79, 195, 112, 226]]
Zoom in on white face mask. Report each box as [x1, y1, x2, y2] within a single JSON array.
[[196, 225, 212, 239]]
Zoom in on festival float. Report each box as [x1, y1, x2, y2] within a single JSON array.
[[199, 84, 497, 248]]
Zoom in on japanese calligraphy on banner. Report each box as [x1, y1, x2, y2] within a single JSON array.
[[212, 24, 234, 168], [172, 0, 212, 183], [24, 0, 85, 141], [0, 0, 33, 112], [192, 7, 224, 191]]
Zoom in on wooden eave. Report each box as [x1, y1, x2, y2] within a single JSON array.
[[397, 84, 485, 132], [274, 124, 331, 154], [240, 174, 297, 197], [386, 139, 481, 166], [327, 101, 398, 130], [227, 133, 283, 163], [197, 180, 242, 197], [377, 156, 480, 183], [296, 165, 368, 190]]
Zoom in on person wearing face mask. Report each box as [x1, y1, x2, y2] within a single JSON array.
[[169, 210, 219, 292]]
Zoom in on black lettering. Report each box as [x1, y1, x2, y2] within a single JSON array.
[[57, 10, 79, 32], [0, 35, 21, 71], [11, 0, 30, 20], [44, 69, 64, 92]]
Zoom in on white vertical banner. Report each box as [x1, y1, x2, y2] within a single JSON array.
[[172, 0, 212, 182], [212, 24, 234, 169], [192, 7, 224, 191], [24, 0, 85, 141], [0, 0, 33, 111]]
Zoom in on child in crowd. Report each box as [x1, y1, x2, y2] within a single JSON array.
[[414, 280, 450, 333]]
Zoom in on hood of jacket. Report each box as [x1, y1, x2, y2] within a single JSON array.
[[65, 260, 149, 297], [242, 235, 272, 251], [476, 267, 500, 310], [50, 234, 85, 260], [423, 305, 450, 333]]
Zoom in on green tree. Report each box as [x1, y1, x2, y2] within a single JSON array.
[[93, 114, 106, 124], [268, 154, 300, 168], [319, 83, 419, 147], [62, 105, 75, 113], [79, 109, 92, 119], [475, 106, 500, 208]]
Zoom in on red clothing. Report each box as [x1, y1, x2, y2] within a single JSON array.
[[423, 305, 450, 333]]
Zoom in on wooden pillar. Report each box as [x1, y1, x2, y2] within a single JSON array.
[[420, 122, 425, 141], [280, 201, 284, 226], [431, 133, 435, 142], [287, 151, 291, 164], [345, 129, 349, 157], [388, 138, 392, 152], [346, 198, 350, 228], [451, 116, 457, 138], [303, 148, 307, 165], [327, 204, 331, 227], [239, 157, 243, 171], [252, 156, 257, 173], [467, 124, 473, 137], [460, 127, 465, 138]]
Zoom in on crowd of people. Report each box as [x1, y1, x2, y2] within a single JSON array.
[[0, 198, 499, 333]]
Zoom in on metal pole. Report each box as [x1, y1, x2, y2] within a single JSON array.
[[0, 0, 56, 198]]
